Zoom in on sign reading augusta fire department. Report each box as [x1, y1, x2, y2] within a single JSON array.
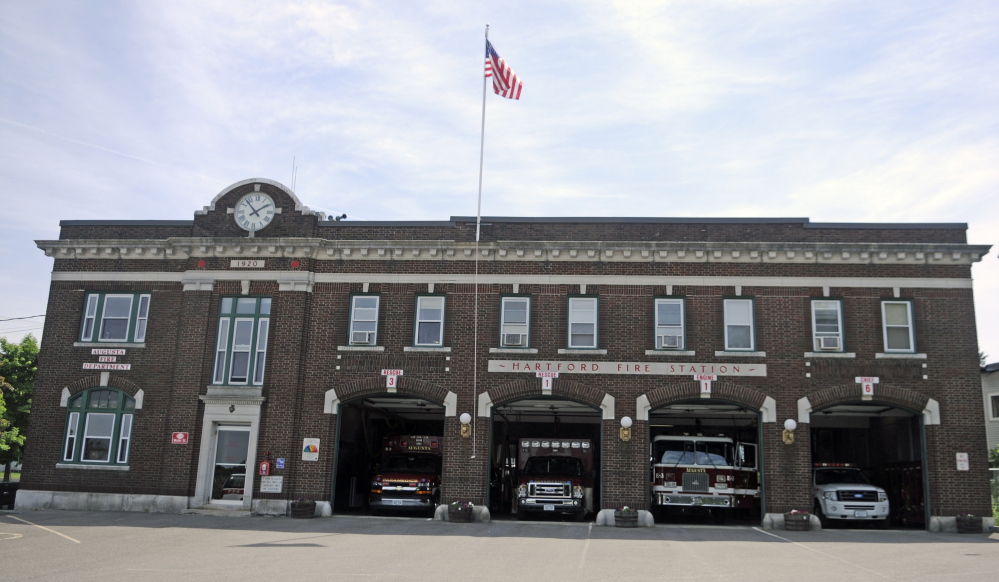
[[488, 360, 766, 376]]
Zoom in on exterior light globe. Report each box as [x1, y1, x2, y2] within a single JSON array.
[[620, 416, 633, 428], [783, 419, 797, 431], [459, 413, 472, 425]]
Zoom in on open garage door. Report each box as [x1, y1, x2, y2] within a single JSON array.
[[332, 395, 444, 517], [649, 401, 761, 525], [810, 403, 924, 529], [490, 398, 601, 521]]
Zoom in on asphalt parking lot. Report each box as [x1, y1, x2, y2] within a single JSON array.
[[1, 510, 996, 582]]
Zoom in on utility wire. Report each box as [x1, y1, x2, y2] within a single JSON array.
[[0, 315, 45, 322]]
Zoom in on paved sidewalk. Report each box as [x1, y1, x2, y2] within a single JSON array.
[[1, 510, 996, 581]]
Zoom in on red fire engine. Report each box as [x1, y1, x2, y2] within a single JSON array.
[[650, 434, 758, 522], [369, 435, 442, 516]]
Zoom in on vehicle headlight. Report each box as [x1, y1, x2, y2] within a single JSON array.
[[822, 491, 836, 500], [517, 484, 527, 498], [573, 485, 584, 499], [878, 491, 887, 502]]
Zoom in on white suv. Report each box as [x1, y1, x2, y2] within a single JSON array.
[[813, 465, 889, 528]]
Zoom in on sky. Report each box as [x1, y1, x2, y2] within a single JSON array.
[[1, 1, 997, 362]]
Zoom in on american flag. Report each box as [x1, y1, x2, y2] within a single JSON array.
[[485, 40, 523, 100]]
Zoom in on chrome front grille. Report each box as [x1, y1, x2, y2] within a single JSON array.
[[682, 472, 709, 493], [528, 483, 570, 498], [837, 490, 878, 502]]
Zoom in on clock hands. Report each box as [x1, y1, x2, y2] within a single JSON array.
[[241, 201, 272, 218]]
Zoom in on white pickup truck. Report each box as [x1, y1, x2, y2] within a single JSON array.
[[812, 464, 889, 528]]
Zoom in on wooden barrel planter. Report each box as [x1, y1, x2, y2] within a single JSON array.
[[290, 501, 316, 518], [784, 513, 811, 531], [615, 511, 639, 528], [448, 506, 472, 522], [956, 516, 982, 534]]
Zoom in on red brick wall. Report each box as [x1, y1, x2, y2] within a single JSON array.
[[24, 212, 992, 519]]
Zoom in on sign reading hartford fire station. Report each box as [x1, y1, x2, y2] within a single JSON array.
[[488, 360, 766, 376]]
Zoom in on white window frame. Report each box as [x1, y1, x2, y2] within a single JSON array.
[[414, 295, 445, 346], [654, 297, 685, 350], [348, 295, 380, 346], [117, 414, 133, 464], [81, 412, 115, 463], [134, 295, 150, 342], [567, 297, 598, 349], [212, 297, 271, 386], [81, 295, 99, 341], [63, 412, 80, 462], [500, 296, 531, 347], [62, 389, 136, 465], [990, 394, 999, 421], [723, 298, 755, 351], [79, 292, 151, 343], [811, 299, 844, 352], [881, 300, 915, 353]]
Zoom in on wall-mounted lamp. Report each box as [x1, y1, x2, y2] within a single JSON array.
[[459, 413, 472, 438], [620, 416, 633, 442], [782, 419, 797, 445]]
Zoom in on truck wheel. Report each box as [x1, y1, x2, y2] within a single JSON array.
[[516, 508, 527, 521], [711, 509, 726, 525], [574, 510, 585, 522], [813, 502, 827, 528]]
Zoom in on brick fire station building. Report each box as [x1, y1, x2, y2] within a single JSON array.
[[20, 178, 995, 528]]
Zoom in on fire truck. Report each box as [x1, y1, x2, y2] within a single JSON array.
[[369, 435, 442, 516], [650, 434, 758, 522], [515, 438, 593, 521]]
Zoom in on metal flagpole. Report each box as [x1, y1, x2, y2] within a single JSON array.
[[471, 24, 490, 460]]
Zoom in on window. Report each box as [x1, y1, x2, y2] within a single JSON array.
[[567, 297, 598, 348], [500, 296, 530, 347], [213, 297, 271, 385], [723, 298, 755, 351], [62, 388, 135, 464], [414, 295, 445, 346], [881, 300, 915, 353], [79, 292, 151, 343], [654, 298, 685, 350], [811, 299, 844, 351], [990, 394, 999, 420], [348, 294, 380, 345]]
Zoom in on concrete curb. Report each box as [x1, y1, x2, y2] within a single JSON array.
[[595, 509, 655, 527]]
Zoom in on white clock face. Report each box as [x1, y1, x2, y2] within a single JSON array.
[[234, 193, 275, 232]]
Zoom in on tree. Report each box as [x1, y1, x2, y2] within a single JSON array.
[[981, 351, 989, 367], [0, 335, 38, 481]]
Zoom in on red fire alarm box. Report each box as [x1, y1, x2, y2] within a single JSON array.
[[259, 459, 271, 476]]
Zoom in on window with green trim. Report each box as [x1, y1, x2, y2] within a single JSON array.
[[63, 388, 135, 464], [723, 298, 755, 351], [414, 295, 445, 346], [79, 292, 151, 343], [654, 297, 685, 350], [348, 294, 380, 345], [212, 296, 271, 385], [811, 299, 844, 352], [500, 296, 530, 347], [881, 300, 915, 353], [567, 296, 598, 348]]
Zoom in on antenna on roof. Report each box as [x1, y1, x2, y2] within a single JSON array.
[[291, 156, 298, 192]]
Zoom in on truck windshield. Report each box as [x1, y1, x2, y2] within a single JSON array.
[[654, 440, 732, 466], [814, 469, 870, 485], [522, 456, 584, 477], [381, 454, 439, 474]]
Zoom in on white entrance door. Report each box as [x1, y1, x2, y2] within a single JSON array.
[[210, 425, 250, 505]]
